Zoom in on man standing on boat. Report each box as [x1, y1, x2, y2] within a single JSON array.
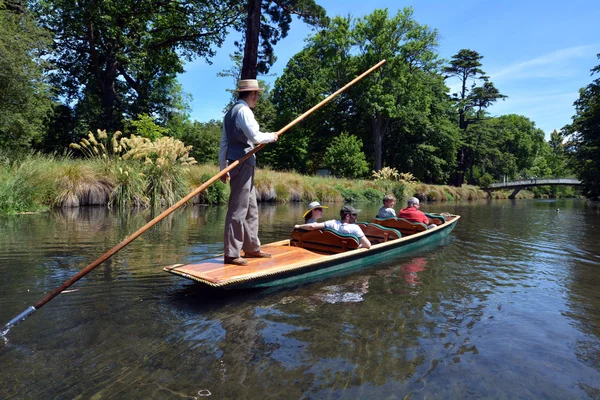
[[397, 197, 436, 228], [219, 79, 278, 266], [294, 205, 372, 249]]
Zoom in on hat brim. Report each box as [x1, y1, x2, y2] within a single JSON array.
[[302, 205, 328, 219], [236, 87, 264, 92]]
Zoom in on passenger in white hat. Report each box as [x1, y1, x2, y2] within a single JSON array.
[[303, 201, 328, 223], [219, 79, 279, 266]]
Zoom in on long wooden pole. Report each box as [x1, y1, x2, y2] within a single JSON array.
[[1, 59, 386, 334]]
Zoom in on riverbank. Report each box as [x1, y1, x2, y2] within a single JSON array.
[[1, 154, 534, 214]]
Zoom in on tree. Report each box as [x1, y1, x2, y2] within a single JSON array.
[[239, 0, 327, 79], [443, 49, 506, 185], [442, 49, 486, 130], [267, 9, 460, 180], [467, 115, 544, 184], [353, 8, 442, 171], [566, 55, 600, 199], [0, 0, 53, 152], [35, 0, 245, 132], [324, 133, 369, 179], [265, 48, 337, 172]]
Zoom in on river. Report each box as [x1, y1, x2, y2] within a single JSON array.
[[1, 199, 599, 399]]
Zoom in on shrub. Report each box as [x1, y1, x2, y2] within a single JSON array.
[[337, 186, 364, 202], [362, 188, 383, 202], [193, 173, 227, 205], [324, 133, 369, 179]]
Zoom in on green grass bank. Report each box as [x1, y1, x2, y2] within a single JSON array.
[[1, 154, 543, 214]]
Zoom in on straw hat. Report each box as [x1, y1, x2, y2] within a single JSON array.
[[303, 201, 328, 218], [236, 79, 263, 92]]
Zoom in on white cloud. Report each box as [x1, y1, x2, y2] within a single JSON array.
[[490, 45, 598, 81]]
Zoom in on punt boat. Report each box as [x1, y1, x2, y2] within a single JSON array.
[[164, 213, 460, 289]]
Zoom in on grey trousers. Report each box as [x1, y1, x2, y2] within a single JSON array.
[[224, 162, 261, 258]]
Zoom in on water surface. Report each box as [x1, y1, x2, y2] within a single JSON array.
[[1, 199, 599, 399]]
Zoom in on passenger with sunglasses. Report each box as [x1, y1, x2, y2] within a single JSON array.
[[303, 201, 328, 223], [294, 205, 371, 249]]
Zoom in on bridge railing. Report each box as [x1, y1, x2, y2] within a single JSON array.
[[488, 178, 581, 189]]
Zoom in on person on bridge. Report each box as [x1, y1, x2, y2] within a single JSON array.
[[397, 197, 436, 229]]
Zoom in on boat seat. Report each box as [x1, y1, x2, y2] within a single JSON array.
[[371, 217, 428, 235], [356, 223, 401, 244], [291, 228, 360, 254], [424, 212, 445, 225]]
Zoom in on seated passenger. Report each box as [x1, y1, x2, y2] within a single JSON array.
[[376, 194, 397, 218], [397, 197, 436, 229], [294, 205, 372, 249], [303, 201, 328, 224]]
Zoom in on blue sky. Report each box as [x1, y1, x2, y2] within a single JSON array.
[[178, 0, 600, 138]]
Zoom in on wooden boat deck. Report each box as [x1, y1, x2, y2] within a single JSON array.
[[165, 215, 460, 288], [164, 239, 356, 287]]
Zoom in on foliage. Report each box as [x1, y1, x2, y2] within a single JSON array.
[[565, 54, 600, 199], [70, 129, 196, 208], [443, 49, 506, 185], [336, 186, 364, 203], [324, 133, 370, 179], [35, 0, 245, 131], [0, 1, 53, 152], [372, 167, 417, 183], [172, 120, 222, 165], [238, 0, 328, 79], [198, 174, 227, 205], [268, 8, 460, 181], [0, 154, 56, 213], [463, 114, 545, 185], [478, 173, 493, 188], [361, 187, 383, 202], [124, 114, 169, 141]]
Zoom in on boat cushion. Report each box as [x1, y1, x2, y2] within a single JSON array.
[[291, 228, 360, 254], [424, 212, 445, 225], [356, 223, 401, 244], [371, 217, 429, 235]]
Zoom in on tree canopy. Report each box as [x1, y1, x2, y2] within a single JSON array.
[[566, 55, 600, 199], [35, 0, 245, 132], [0, 0, 53, 151]]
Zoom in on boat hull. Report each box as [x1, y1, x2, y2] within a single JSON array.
[[164, 216, 459, 289]]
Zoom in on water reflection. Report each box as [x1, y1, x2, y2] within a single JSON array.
[[1, 200, 600, 398]]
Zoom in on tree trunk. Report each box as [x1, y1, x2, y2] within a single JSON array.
[[99, 59, 119, 130], [372, 115, 389, 171], [241, 0, 261, 80]]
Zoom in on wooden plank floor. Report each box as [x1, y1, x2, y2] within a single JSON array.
[[165, 241, 334, 286]]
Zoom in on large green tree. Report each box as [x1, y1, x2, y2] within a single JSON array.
[[267, 9, 459, 181], [0, 0, 53, 152], [566, 55, 600, 199], [35, 0, 245, 132], [468, 114, 544, 183]]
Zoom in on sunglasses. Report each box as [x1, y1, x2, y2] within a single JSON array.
[[351, 213, 357, 217], [314, 208, 323, 211]]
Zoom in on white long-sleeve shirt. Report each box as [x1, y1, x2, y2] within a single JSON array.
[[219, 100, 277, 171]]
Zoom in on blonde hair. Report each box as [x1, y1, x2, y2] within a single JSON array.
[[383, 194, 396, 203]]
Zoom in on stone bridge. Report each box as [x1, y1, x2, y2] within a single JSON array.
[[487, 178, 582, 199]]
